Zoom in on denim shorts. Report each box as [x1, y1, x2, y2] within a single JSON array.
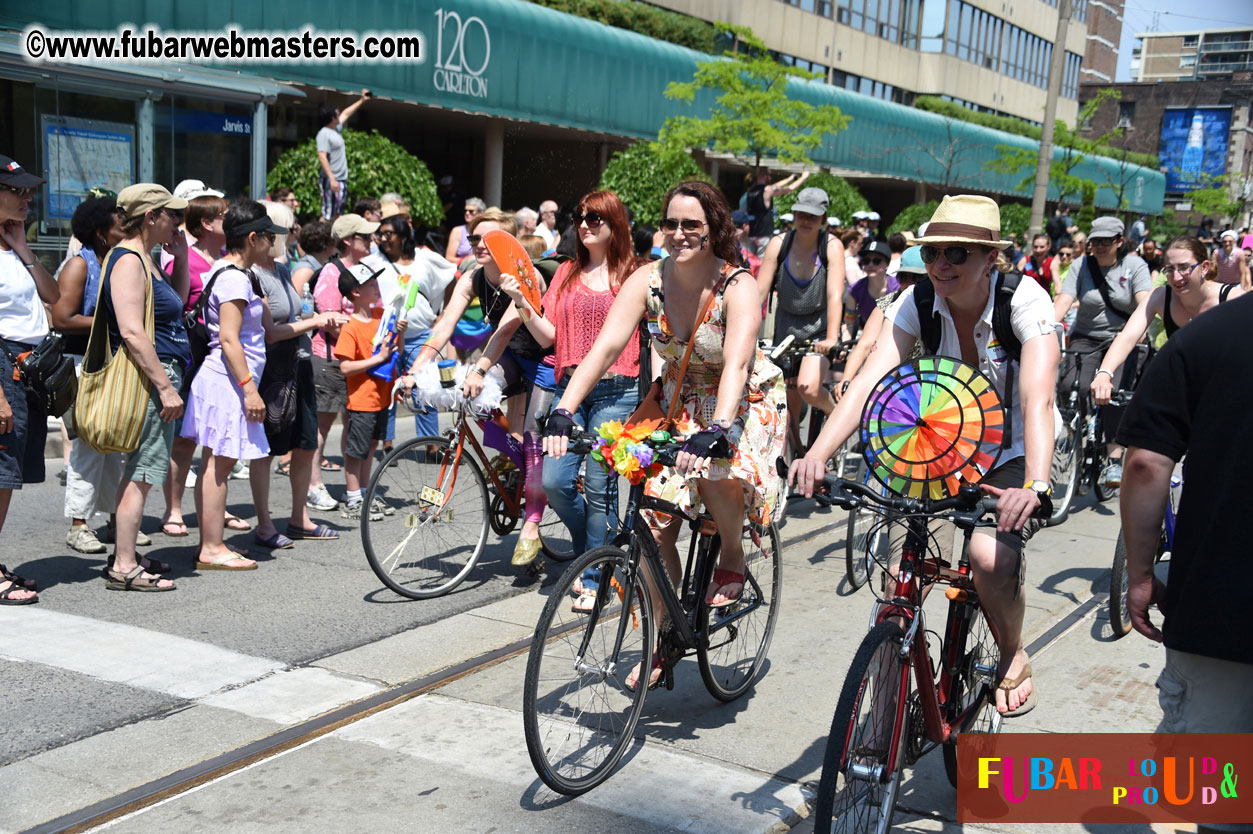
[[0, 340, 47, 489]]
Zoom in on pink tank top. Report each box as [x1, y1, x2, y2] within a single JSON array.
[[543, 263, 640, 382]]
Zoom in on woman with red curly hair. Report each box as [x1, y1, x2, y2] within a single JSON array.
[[501, 190, 643, 607], [544, 181, 786, 686]]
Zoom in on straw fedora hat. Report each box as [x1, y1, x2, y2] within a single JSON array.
[[908, 195, 1012, 250]]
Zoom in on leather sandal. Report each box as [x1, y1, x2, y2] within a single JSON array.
[[105, 565, 175, 592], [998, 662, 1038, 717]]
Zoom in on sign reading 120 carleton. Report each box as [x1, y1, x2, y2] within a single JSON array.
[[433, 8, 489, 98]]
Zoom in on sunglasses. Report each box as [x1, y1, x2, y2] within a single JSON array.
[[920, 244, 975, 265], [466, 234, 483, 247], [659, 217, 705, 235], [572, 211, 605, 228], [1058, 251, 1073, 258], [861, 256, 887, 267], [0, 183, 36, 199], [1089, 237, 1118, 247]]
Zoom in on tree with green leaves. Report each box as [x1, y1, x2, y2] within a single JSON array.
[[1185, 176, 1242, 225], [597, 141, 710, 226], [661, 24, 849, 174], [986, 90, 1121, 209], [266, 130, 442, 227], [887, 201, 939, 237]]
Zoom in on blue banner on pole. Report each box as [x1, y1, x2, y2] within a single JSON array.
[[1159, 107, 1232, 193]]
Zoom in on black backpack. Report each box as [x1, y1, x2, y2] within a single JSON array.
[[181, 264, 261, 392], [771, 229, 829, 293], [913, 271, 1025, 449]]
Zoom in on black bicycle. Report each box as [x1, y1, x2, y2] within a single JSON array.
[[522, 429, 783, 795], [1049, 340, 1129, 524]]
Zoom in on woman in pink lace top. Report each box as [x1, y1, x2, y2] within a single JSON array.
[[501, 190, 643, 611]]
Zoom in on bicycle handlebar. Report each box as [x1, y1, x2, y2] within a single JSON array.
[[814, 475, 1009, 529], [759, 335, 849, 363], [550, 427, 685, 468]]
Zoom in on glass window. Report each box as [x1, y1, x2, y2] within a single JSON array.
[[799, 0, 815, 11], [919, 0, 945, 51], [958, 3, 972, 61], [863, 0, 878, 34], [901, 0, 918, 47], [945, 0, 961, 55]]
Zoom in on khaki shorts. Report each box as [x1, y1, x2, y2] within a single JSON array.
[[122, 360, 183, 487], [1156, 647, 1253, 833]]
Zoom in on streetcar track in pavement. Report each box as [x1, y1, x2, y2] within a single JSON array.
[[24, 514, 849, 834]]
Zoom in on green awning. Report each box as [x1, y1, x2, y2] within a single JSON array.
[[3, 0, 1163, 212]]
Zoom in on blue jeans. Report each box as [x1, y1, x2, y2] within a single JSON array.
[[542, 375, 640, 567], [386, 331, 439, 442]]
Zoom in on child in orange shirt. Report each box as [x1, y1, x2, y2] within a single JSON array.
[[334, 265, 407, 520]]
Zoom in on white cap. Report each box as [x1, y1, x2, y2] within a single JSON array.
[[851, 210, 866, 219], [1221, 229, 1238, 241], [173, 178, 224, 200], [868, 211, 880, 221], [780, 213, 794, 223], [917, 221, 930, 237], [827, 217, 840, 227]]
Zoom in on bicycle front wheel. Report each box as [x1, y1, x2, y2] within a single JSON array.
[[1109, 526, 1165, 638], [1047, 417, 1081, 526], [814, 620, 909, 834], [942, 601, 1002, 788], [539, 502, 577, 562], [362, 436, 488, 599], [523, 545, 654, 796], [697, 520, 783, 702]]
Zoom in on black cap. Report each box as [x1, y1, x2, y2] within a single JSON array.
[[862, 240, 892, 260], [0, 156, 45, 189]]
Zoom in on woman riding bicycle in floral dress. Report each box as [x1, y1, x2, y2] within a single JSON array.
[[544, 180, 786, 690]]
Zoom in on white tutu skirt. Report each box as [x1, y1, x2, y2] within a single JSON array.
[[180, 365, 271, 461]]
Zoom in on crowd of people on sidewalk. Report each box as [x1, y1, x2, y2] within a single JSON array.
[[2, 144, 1251, 789]]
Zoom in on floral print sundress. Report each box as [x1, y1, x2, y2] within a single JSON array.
[[644, 260, 787, 525]]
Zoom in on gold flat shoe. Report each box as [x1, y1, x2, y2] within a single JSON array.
[[511, 535, 543, 566]]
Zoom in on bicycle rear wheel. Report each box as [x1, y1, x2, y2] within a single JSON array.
[[697, 520, 783, 702], [539, 502, 577, 562], [362, 436, 488, 599], [523, 545, 654, 796], [814, 620, 909, 834], [844, 505, 884, 590], [942, 601, 1002, 787]]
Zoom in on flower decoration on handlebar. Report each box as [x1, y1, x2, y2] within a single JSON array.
[[860, 357, 1004, 499], [590, 419, 669, 485]]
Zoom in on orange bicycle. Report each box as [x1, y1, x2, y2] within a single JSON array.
[[362, 399, 575, 599]]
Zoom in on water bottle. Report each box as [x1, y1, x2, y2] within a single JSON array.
[[301, 287, 315, 318]]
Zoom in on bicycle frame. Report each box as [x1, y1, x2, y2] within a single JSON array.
[[576, 479, 768, 683], [431, 405, 524, 518], [852, 515, 1000, 781]]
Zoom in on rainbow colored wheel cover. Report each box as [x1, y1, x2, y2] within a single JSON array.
[[860, 357, 1004, 499]]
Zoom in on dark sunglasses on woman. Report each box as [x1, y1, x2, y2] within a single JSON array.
[[659, 217, 705, 234], [571, 211, 605, 228], [466, 234, 483, 246], [920, 244, 976, 265]]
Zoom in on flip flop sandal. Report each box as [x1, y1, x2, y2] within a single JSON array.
[[224, 515, 253, 532], [275, 461, 292, 477], [705, 568, 746, 609], [998, 662, 1038, 717], [571, 587, 600, 614], [254, 532, 295, 550], [321, 459, 343, 472], [1, 563, 37, 591], [161, 521, 190, 537], [105, 565, 175, 592], [0, 580, 38, 605], [284, 524, 339, 541], [195, 551, 258, 571], [624, 654, 663, 693]]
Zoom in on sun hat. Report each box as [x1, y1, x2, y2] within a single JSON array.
[[173, 178, 225, 201], [1089, 216, 1124, 239], [908, 195, 1011, 250], [331, 213, 380, 241], [897, 245, 928, 275], [116, 184, 188, 223], [731, 209, 755, 226], [380, 201, 409, 219], [792, 187, 830, 217]]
